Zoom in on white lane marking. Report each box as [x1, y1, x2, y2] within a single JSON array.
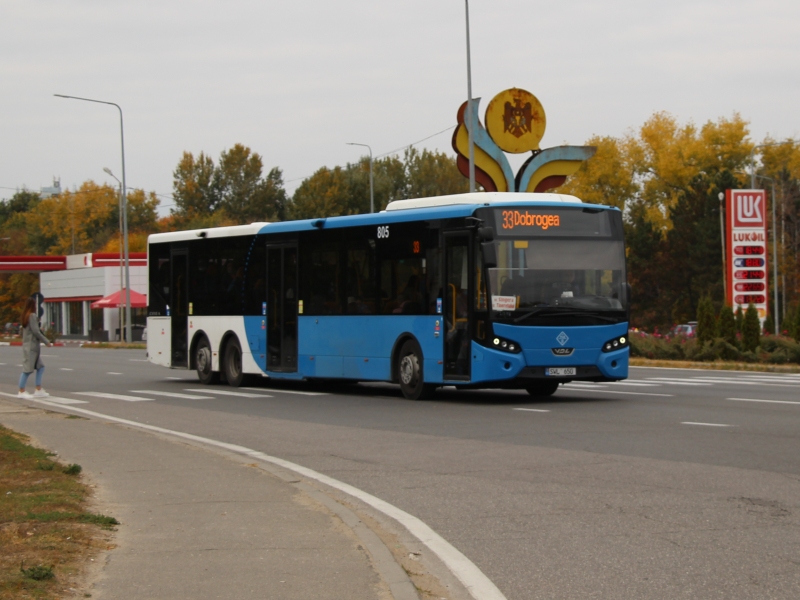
[[184, 388, 273, 398], [241, 387, 326, 396], [129, 359, 149, 362], [562, 383, 607, 389], [653, 377, 800, 389], [76, 392, 154, 402], [728, 397, 800, 406], [130, 390, 214, 400], [24, 400, 507, 600], [107, 372, 123, 375], [0, 391, 88, 405], [559, 389, 674, 397], [607, 381, 661, 387], [166, 377, 185, 380], [682, 422, 734, 427], [645, 380, 711, 386], [39, 396, 89, 405], [513, 408, 550, 413], [60, 368, 73, 371]]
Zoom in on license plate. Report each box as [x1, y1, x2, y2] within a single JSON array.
[[546, 367, 576, 377]]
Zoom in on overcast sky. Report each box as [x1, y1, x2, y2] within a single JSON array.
[[2, 0, 798, 213]]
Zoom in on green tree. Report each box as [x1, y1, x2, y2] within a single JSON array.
[[404, 148, 468, 199], [718, 305, 736, 345], [287, 149, 465, 220], [735, 305, 744, 335], [696, 295, 717, 344], [625, 202, 666, 331], [661, 170, 739, 325], [742, 303, 761, 352]]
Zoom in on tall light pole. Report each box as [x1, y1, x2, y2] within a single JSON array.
[[465, 0, 475, 193], [55, 94, 131, 344], [346, 143, 374, 213], [104, 168, 124, 340]]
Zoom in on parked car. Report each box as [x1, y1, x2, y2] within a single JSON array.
[[671, 322, 697, 337]]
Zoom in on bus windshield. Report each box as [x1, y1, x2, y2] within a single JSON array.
[[487, 237, 628, 325]]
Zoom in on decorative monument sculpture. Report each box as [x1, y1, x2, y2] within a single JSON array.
[[452, 88, 595, 193]]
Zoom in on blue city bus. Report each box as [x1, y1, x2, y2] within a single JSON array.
[[146, 192, 629, 399]]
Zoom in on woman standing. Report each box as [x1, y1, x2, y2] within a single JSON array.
[[18, 297, 51, 399]]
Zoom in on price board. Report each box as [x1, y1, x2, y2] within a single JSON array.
[[726, 190, 768, 323]]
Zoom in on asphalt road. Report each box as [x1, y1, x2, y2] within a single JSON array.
[[3, 345, 800, 599]]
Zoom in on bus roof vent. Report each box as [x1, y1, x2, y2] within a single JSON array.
[[384, 192, 583, 211]]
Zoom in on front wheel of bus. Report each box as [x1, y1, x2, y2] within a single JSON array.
[[526, 381, 559, 396], [397, 340, 434, 401], [196, 337, 219, 385], [223, 337, 245, 387]]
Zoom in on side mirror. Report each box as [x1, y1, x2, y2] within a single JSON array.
[[478, 226, 494, 242], [481, 241, 497, 268]]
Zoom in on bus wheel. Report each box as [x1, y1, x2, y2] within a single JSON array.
[[526, 381, 559, 396], [397, 340, 435, 400], [196, 337, 219, 385], [223, 337, 245, 387]]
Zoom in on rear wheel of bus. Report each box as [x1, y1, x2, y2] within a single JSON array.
[[223, 337, 245, 387], [397, 340, 435, 401], [195, 335, 218, 385]]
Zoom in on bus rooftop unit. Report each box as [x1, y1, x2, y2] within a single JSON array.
[[147, 192, 629, 399]]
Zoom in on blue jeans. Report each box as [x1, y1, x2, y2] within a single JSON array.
[[19, 366, 44, 389]]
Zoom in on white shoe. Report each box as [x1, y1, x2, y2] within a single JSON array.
[[17, 391, 33, 399], [33, 389, 49, 398]]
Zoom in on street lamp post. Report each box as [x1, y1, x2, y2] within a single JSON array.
[[104, 168, 125, 340], [465, 0, 475, 193], [55, 94, 131, 344], [346, 143, 374, 213]]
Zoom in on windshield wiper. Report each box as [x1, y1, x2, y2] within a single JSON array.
[[512, 307, 619, 324]]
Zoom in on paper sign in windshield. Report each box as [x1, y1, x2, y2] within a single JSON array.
[[492, 295, 517, 311]]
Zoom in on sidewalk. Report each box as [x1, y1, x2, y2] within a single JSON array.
[[0, 398, 417, 600]]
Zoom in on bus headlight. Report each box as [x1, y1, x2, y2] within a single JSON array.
[[602, 333, 629, 353], [491, 336, 521, 354]]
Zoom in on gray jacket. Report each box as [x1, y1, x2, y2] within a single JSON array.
[[22, 316, 50, 373]]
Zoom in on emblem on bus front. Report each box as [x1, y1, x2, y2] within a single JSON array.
[[556, 332, 569, 346], [552, 347, 574, 356]]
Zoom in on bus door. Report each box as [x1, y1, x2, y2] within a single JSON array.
[[444, 232, 471, 379], [170, 247, 189, 368], [266, 244, 298, 371]]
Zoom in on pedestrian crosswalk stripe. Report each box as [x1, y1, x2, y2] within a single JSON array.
[[76, 392, 154, 402], [184, 388, 273, 398], [130, 390, 214, 400]]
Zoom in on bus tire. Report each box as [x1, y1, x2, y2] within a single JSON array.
[[397, 340, 435, 401], [223, 337, 245, 388], [195, 336, 219, 385], [526, 381, 559, 396]]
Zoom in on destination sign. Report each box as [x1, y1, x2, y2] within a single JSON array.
[[492, 208, 613, 237], [500, 210, 560, 231]]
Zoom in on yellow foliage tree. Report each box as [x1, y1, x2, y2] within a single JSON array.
[[558, 111, 753, 229], [23, 182, 159, 255]]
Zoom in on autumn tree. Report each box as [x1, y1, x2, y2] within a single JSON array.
[[172, 151, 217, 219], [23, 182, 158, 255]]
